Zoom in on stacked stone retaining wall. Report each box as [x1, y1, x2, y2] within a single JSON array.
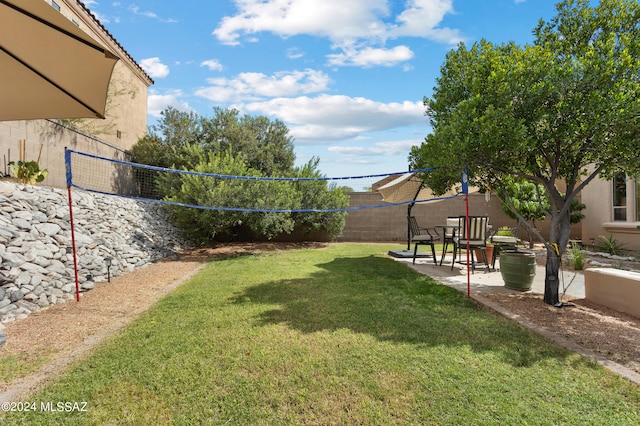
[[0, 181, 189, 326]]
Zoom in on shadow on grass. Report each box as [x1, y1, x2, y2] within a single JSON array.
[[231, 255, 585, 369]]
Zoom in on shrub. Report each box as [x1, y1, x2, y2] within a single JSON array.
[[8, 160, 48, 185], [496, 226, 515, 237], [160, 148, 348, 242], [566, 243, 586, 270], [595, 234, 627, 256]]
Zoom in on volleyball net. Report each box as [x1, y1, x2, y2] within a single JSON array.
[[64, 149, 463, 212]]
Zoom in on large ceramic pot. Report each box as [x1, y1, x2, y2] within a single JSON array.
[[499, 250, 536, 291]]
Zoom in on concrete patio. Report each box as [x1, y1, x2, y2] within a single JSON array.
[[392, 253, 585, 300]]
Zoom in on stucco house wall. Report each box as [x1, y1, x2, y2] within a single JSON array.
[[0, 120, 130, 189], [56, 0, 152, 150], [581, 175, 640, 252]]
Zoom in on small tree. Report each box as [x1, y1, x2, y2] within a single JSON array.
[[498, 177, 585, 248], [498, 177, 547, 247]]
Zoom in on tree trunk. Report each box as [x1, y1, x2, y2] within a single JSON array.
[[543, 249, 561, 305]]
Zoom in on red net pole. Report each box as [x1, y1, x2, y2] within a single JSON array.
[[466, 192, 470, 298], [67, 185, 81, 302], [65, 148, 81, 302]]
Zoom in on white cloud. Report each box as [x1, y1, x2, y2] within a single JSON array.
[[139, 57, 170, 79], [195, 69, 331, 103], [213, 0, 464, 66], [147, 89, 190, 117], [242, 94, 424, 144], [246, 95, 423, 128], [331, 157, 381, 166], [127, 5, 178, 23], [327, 45, 414, 67], [389, 0, 461, 42], [129, 5, 158, 19], [201, 59, 224, 71], [286, 47, 305, 59], [328, 140, 420, 156], [214, 0, 390, 45]]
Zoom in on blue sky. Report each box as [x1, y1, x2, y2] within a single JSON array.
[[86, 0, 561, 178]]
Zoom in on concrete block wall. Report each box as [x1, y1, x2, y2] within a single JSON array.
[[338, 191, 581, 244], [0, 120, 129, 190], [339, 193, 405, 242]]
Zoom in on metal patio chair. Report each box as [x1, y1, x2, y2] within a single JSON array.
[[409, 216, 438, 265], [451, 215, 490, 273]]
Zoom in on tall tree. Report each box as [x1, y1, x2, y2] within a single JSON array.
[[200, 107, 296, 176], [131, 107, 347, 241], [410, 0, 640, 305]]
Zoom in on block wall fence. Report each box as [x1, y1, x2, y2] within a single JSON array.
[[337, 191, 581, 245]]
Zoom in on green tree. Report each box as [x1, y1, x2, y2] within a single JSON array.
[[130, 107, 347, 241], [201, 107, 296, 176], [498, 177, 547, 248], [410, 0, 640, 305], [130, 108, 205, 198], [161, 146, 299, 241], [133, 107, 296, 174], [291, 157, 349, 239]]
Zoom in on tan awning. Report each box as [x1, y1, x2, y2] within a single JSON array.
[[0, 0, 119, 120]]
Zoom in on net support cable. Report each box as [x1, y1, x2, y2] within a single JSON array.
[[65, 149, 462, 213]]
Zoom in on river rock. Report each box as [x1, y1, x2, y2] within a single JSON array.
[[0, 181, 189, 322]]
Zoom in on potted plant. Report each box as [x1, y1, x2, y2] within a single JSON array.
[[8, 160, 48, 184], [496, 226, 515, 237], [473, 226, 512, 269], [474, 242, 494, 267], [500, 248, 537, 291], [8, 140, 48, 185], [489, 226, 536, 290]]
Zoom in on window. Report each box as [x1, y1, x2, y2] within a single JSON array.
[[613, 173, 627, 221], [51, 1, 61, 12]]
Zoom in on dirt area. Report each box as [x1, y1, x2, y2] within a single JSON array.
[[0, 243, 638, 401], [481, 292, 640, 376], [482, 247, 640, 377]]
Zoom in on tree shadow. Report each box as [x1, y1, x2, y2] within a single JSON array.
[[230, 255, 591, 369]]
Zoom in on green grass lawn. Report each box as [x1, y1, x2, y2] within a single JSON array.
[[3, 243, 639, 425]]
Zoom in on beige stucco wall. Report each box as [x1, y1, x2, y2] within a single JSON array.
[[585, 268, 640, 319], [49, 0, 152, 151], [581, 177, 612, 247], [581, 174, 640, 251], [67, 62, 149, 151]]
